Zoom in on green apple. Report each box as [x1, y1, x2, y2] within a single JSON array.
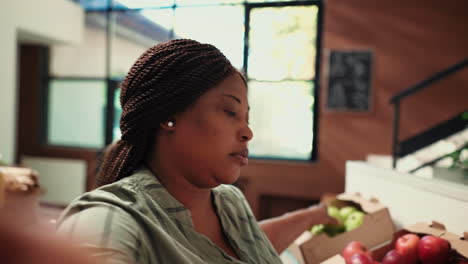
[[310, 224, 325, 235], [327, 206, 344, 223], [323, 224, 346, 237], [339, 206, 358, 220], [310, 223, 346, 237], [344, 211, 366, 231]]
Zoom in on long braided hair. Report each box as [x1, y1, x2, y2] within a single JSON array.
[[95, 39, 238, 187]]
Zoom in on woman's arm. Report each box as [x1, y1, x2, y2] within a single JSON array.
[[259, 203, 336, 254], [57, 205, 141, 264]]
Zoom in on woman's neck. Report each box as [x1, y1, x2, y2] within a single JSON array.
[[145, 155, 213, 213]]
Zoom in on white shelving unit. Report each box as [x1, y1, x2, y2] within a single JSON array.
[[345, 161, 468, 235]]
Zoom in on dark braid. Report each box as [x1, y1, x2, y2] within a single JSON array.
[[95, 39, 238, 187]]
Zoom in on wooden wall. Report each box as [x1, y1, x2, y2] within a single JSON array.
[[242, 0, 468, 220]]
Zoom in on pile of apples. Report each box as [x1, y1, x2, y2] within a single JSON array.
[[342, 233, 467, 264], [310, 205, 366, 237]]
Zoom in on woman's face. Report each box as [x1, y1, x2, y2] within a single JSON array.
[[169, 73, 253, 188]]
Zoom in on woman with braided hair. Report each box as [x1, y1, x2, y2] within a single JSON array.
[[57, 39, 335, 264]]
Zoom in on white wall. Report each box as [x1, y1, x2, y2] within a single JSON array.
[[51, 25, 152, 78], [21, 156, 87, 205], [0, 0, 83, 164], [0, 24, 16, 165]]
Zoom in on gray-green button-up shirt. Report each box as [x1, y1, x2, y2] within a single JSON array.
[[57, 167, 282, 264]]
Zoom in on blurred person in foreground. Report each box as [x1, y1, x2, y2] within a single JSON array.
[[57, 39, 335, 264], [0, 218, 99, 264], [0, 167, 98, 264]]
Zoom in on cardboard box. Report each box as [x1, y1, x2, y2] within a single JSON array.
[[324, 221, 468, 263], [288, 192, 395, 264]]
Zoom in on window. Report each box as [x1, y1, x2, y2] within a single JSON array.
[[48, 0, 322, 160], [247, 4, 319, 160], [47, 79, 106, 148]]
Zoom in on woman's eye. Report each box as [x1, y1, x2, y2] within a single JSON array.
[[224, 110, 236, 117]]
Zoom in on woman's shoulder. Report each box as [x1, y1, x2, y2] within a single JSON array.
[[57, 169, 155, 222], [213, 183, 244, 199], [80, 168, 156, 202], [212, 184, 251, 213]]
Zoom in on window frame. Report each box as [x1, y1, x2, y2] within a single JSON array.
[[244, 1, 323, 162]]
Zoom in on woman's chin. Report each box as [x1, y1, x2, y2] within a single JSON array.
[[216, 169, 241, 185]]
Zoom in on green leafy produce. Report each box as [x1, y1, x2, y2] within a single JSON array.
[[310, 205, 365, 237], [339, 206, 358, 220], [310, 224, 325, 235], [310, 223, 345, 237], [327, 206, 344, 224], [344, 211, 366, 231]]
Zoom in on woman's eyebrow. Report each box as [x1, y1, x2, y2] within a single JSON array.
[[222, 93, 250, 110], [222, 93, 241, 104]]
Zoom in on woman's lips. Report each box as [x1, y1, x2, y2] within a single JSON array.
[[230, 154, 249, 165], [230, 149, 249, 165]]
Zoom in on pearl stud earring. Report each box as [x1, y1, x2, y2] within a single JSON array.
[[167, 121, 174, 127]]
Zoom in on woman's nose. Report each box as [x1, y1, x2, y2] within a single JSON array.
[[240, 125, 254, 142]]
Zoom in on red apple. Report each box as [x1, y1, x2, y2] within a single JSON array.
[[347, 253, 374, 264], [343, 241, 371, 261], [395, 233, 420, 263], [417, 235, 450, 264], [382, 249, 410, 264]]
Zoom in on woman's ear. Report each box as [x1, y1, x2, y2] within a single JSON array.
[[160, 119, 176, 131]]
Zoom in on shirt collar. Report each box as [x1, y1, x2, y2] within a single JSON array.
[[131, 166, 195, 227], [131, 166, 230, 228]]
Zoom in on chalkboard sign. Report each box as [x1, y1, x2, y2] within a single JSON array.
[[326, 50, 373, 111]]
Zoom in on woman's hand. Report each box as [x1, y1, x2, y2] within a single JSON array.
[[0, 166, 39, 192], [305, 203, 339, 228], [260, 202, 339, 254]]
